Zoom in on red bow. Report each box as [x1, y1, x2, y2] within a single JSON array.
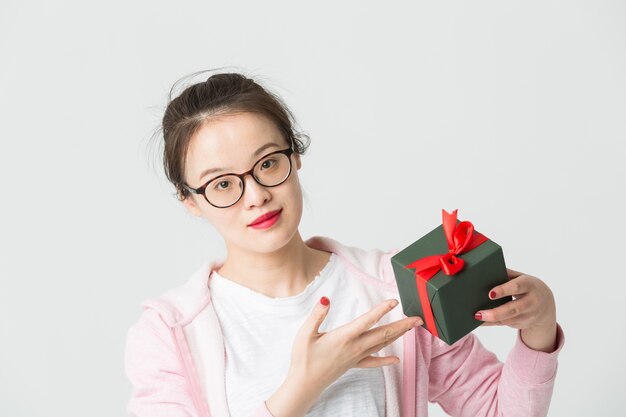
[[405, 209, 488, 337]]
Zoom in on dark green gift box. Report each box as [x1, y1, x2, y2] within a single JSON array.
[[391, 210, 512, 345]]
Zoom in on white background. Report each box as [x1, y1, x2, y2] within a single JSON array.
[[1, 1, 624, 416]]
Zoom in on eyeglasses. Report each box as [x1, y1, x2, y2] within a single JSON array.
[[182, 147, 295, 208]]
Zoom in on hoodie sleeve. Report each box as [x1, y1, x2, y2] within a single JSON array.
[[124, 307, 198, 417], [427, 323, 565, 417]]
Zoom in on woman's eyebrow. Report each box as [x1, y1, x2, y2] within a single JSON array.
[[198, 142, 282, 181]]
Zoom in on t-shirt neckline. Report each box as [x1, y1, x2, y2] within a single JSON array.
[[209, 252, 337, 307]]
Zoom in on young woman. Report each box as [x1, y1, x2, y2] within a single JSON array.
[[125, 71, 565, 417]]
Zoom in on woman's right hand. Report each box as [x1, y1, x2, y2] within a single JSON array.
[[265, 297, 422, 417], [291, 296, 422, 395]]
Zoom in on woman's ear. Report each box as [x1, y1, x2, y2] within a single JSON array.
[[294, 153, 302, 170], [181, 194, 204, 217]]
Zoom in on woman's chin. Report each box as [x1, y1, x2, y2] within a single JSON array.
[[243, 224, 301, 254]]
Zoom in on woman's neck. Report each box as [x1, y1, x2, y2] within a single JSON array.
[[217, 232, 332, 298]]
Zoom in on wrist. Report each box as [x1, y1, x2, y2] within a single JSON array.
[[265, 372, 322, 417], [521, 320, 558, 353]]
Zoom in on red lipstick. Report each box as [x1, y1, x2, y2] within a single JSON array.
[[248, 209, 282, 229]]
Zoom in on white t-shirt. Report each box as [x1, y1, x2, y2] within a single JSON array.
[[208, 252, 385, 417]]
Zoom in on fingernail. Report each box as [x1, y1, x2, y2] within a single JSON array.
[[474, 312, 483, 320], [390, 299, 399, 308], [320, 296, 329, 306], [489, 290, 497, 299], [413, 318, 423, 327]]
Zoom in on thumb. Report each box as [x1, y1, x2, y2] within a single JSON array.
[[306, 296, 331, 335]]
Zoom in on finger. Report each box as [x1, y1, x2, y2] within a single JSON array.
[[506, 268, 524, 280], [356, 355, 400, 369], [479, 312, 533, 328], [345, 299, 401, 337], [304, 296, 331, 336], [360, 317, 423, 354], [489, 276, 530, 300], [475, 297, 530, 323]]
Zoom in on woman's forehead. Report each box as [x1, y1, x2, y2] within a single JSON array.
[[186, 112, 287, 180]]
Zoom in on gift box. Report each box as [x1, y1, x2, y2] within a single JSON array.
[[391, 209, 512, 345]]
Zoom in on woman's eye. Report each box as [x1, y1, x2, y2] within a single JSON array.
[[261, 159, 275, 169], [215, 180, 231, 190]]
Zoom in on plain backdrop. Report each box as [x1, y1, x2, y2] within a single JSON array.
[[1, 1, 624, 416]]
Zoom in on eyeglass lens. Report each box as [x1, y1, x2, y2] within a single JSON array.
[[205, 152, 291, 207]]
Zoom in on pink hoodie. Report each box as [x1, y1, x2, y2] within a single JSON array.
[[125, 236, 564, 417]]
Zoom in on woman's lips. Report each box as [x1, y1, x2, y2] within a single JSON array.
[[248, 209, 282, 229]]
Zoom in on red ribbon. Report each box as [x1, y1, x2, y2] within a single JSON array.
[[404, 209, 488, 338]]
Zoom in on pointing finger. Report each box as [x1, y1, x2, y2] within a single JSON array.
[[346, 299, 400, 337]]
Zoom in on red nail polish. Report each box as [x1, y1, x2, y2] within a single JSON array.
[[474, 312, 482, 320], [320, 296, 330, 306], [489, 290, 497, 299]]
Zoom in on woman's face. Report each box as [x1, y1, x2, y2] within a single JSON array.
[[181, 111, 303, 254]]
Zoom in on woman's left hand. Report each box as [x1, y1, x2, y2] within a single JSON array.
[[475, 268, 558, 352]]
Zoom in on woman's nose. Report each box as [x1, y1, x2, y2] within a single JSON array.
[[241, 174, 271, 207]]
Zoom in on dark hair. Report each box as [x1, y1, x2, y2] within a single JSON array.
[[155, 70, 310, 201]]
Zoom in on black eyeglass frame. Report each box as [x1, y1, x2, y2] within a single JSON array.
[[182, 147, 295, 208]]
